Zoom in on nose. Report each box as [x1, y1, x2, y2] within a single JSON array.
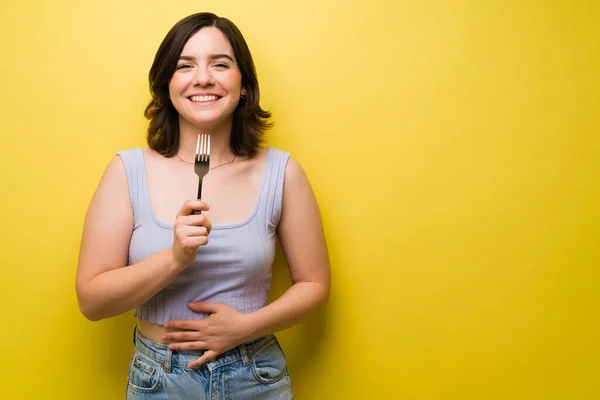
[[192, 65, 214, 86]]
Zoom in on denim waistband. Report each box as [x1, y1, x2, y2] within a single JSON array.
[[132, 326, 276, 372]]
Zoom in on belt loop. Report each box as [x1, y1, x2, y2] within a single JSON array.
[[164, 347, 173, 372], [240, 343, 251, 366]]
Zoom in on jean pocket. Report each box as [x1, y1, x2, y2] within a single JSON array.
[[127, 352, 162, 393], [251, 337, 288, 384]]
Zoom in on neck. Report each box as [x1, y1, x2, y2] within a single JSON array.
[[177, 117, 235, 165]]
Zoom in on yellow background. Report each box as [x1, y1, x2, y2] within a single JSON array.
[[1, 0, 598, 399]]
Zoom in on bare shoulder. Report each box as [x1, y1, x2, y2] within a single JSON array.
[[279, 153, 312, 196], [283, 155, 306, 182], [104, 147, 147, 185], [280, 154, 317, 215], [101, 153, 127, 186], [87, 150, 134, 225]]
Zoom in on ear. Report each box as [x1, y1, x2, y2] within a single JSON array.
[[241, 87, 247, 97]]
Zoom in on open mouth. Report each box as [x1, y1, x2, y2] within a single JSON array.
[[189, 95, 221, 103]]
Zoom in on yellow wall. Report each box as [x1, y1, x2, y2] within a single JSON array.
[[1, 1, 598, 398]]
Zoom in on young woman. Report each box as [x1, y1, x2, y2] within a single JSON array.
[[75, 12, 330, 399]]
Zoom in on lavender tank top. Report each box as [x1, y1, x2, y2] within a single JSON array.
[[116, 147, 290, 324]]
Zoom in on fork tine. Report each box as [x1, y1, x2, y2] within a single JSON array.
[[201, 134, 208, 161], [203, 134, 208, 161], [195, 133, 201, 161], [200, 134, 205, 162]]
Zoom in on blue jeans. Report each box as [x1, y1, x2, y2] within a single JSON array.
[[126, 327, 293, 399]]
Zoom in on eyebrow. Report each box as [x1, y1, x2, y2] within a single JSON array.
[[178, 54, 235, 62]]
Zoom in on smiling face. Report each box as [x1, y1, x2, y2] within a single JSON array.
[[168, 27, 246, 132]]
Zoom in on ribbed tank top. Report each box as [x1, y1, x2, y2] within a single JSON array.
[[116, 147, 290, 324]]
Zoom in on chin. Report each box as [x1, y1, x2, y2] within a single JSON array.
[[189, 117, 230, 130]]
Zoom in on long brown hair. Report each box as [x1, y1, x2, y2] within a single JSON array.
[[144, 12, 272, 157]]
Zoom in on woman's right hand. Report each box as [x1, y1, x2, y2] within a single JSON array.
[[172, 200, 212, 269]]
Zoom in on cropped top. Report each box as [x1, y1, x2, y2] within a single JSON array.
[[116, 147, 290, 324]]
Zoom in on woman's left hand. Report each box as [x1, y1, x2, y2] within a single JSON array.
[[163, 302, 253, 368]]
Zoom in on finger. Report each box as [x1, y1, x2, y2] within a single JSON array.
[[176, 235, 208, 250], [168, 341, 207, 351], [178, 225, 208, 237], [188, 350, 218, 368], [180, 214, 209, 228], [162, 331, 202, 342], [176, 200, 210, 217], [202, 216, 212, 235], [164, 320, 194, 330], [174, 215, 211, 236], [188, 302, 220, 313]]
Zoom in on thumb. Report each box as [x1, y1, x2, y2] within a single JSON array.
[[188, 301, 220, 313]]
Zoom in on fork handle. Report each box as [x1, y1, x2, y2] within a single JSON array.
[[194, 179, 203, 215]]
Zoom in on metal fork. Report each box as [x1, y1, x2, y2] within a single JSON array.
[[194, 133, 210, 214]]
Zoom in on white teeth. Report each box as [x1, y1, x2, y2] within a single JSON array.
[[191, 95, 218, 102]]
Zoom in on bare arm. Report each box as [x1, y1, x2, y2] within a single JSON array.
[[75, 155, 210, 321], [245, 157, 331, 337]]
